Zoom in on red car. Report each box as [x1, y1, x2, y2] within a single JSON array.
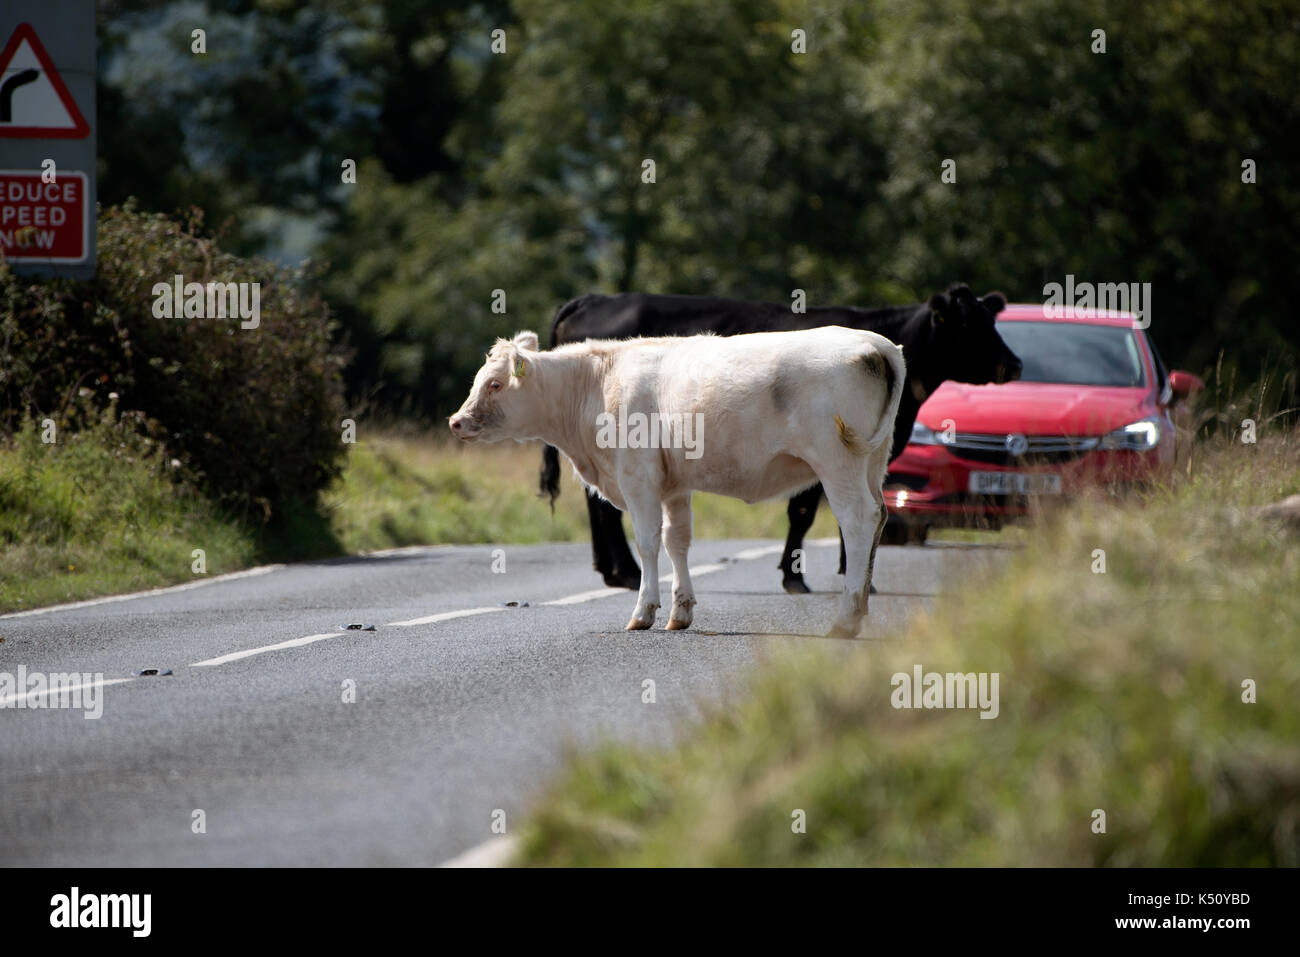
[[884, 304, 1203, 540]]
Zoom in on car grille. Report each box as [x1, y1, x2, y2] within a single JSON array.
[[940, 432, 1098, 466]]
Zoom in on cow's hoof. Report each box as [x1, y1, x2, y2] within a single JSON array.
[[869, 583, 877, 595], [605, 570, 642, 590], [782, 576, 811, 595], [666, 597, 694, 630], [826, 620, 862, 640], [626, 604, 657, 630]]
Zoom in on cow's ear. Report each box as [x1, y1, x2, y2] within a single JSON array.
[[981, 292, 1007, 315], [513, 331, 540, 352], [929, 292, 949, 322]]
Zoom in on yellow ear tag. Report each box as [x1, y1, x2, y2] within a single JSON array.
[[513, 358, 527, 378]]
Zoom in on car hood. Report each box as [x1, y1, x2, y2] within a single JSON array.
[[917, 381, 1155, 437]]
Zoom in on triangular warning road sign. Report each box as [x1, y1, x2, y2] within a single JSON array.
[[0, 22, 90, 138]]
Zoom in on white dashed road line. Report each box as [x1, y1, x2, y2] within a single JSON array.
[[190, 632, 345, 668], [387, 606, 506, 628], [185, 551, 766, 667], [540, 586, 626, 606], [538, 551, 773, 608], [732, 544, 787, 561], [6, 542, 798, 676], [681, 562, 728, 576], [0, 676, 135, 710]]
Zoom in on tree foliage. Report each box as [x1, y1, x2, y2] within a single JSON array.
[[95, 0, 1300, 417]]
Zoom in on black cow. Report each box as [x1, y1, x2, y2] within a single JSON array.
[[538, 284, 1022, 592]]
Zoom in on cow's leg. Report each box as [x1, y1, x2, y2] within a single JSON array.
[[603, 499, 644, 588], [863, 443, 891, 604], [621, 484, 664, 631], [819, 473, 881, 640], [608, 501, 650, 590], [839, 528, 876, 593], [780, 485, 821, 594], [585, 488, 611, 577], [662, 491, 696, 630], [587, 491, 641, 589]]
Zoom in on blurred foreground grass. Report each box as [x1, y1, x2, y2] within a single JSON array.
[[515, 432, 1300, 865]]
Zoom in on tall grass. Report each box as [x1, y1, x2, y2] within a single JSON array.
[[515, 428, 1300, 866], [0, 408, 256, 613]]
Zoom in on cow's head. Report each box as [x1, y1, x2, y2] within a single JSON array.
[[923, 284, 1022, 387], [449, 331, 540, 441]]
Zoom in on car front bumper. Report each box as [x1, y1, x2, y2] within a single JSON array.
[[883, 442, 1171, 529]]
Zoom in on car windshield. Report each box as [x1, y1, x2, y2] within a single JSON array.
[[996, 321, 1146, 387]]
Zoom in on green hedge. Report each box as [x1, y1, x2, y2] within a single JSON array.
[[1, 204, 347, 519]]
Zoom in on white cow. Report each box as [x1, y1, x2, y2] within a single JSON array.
[[449, 327, 905, 638]]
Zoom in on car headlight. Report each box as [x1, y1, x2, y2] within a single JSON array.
[[910, 420, 943, 445], [1098, 417, 1161, 451]]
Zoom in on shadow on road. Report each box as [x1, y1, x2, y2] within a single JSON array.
[[703, 588, 939, 598], [668, 629, 896, 642]]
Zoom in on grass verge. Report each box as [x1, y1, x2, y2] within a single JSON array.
[[0, 411, 258, 614], [322, 431, 841, 553], [514, 432, 1300, 865]]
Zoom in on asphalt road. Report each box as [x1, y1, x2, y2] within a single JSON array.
[[0, 537, 1004, 867]]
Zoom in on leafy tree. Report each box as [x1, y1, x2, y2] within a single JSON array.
[[323, 0, 902, 416], [860, 0, 1300, 372], [94, 0, 1300, 416]]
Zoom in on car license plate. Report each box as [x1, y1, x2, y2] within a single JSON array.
[[968, 471, 1062, 495]]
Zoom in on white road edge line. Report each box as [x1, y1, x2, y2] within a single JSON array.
[[190, 633, 344, 668], [440, 835, 519, 868], [0, 676, 135, 709], [0, 565, 286, 620]]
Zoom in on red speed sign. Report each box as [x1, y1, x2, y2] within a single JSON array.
[[0, 168, 88, 262]]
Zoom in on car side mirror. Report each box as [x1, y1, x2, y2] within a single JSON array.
[[1168, 370, 1204, 404]]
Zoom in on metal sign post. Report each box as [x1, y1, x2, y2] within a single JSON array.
[[0, 0, 96, 278]]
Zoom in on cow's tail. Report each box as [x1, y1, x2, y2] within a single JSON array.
[[865, 342, 907, 453], [539, 296, 590, 509]]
